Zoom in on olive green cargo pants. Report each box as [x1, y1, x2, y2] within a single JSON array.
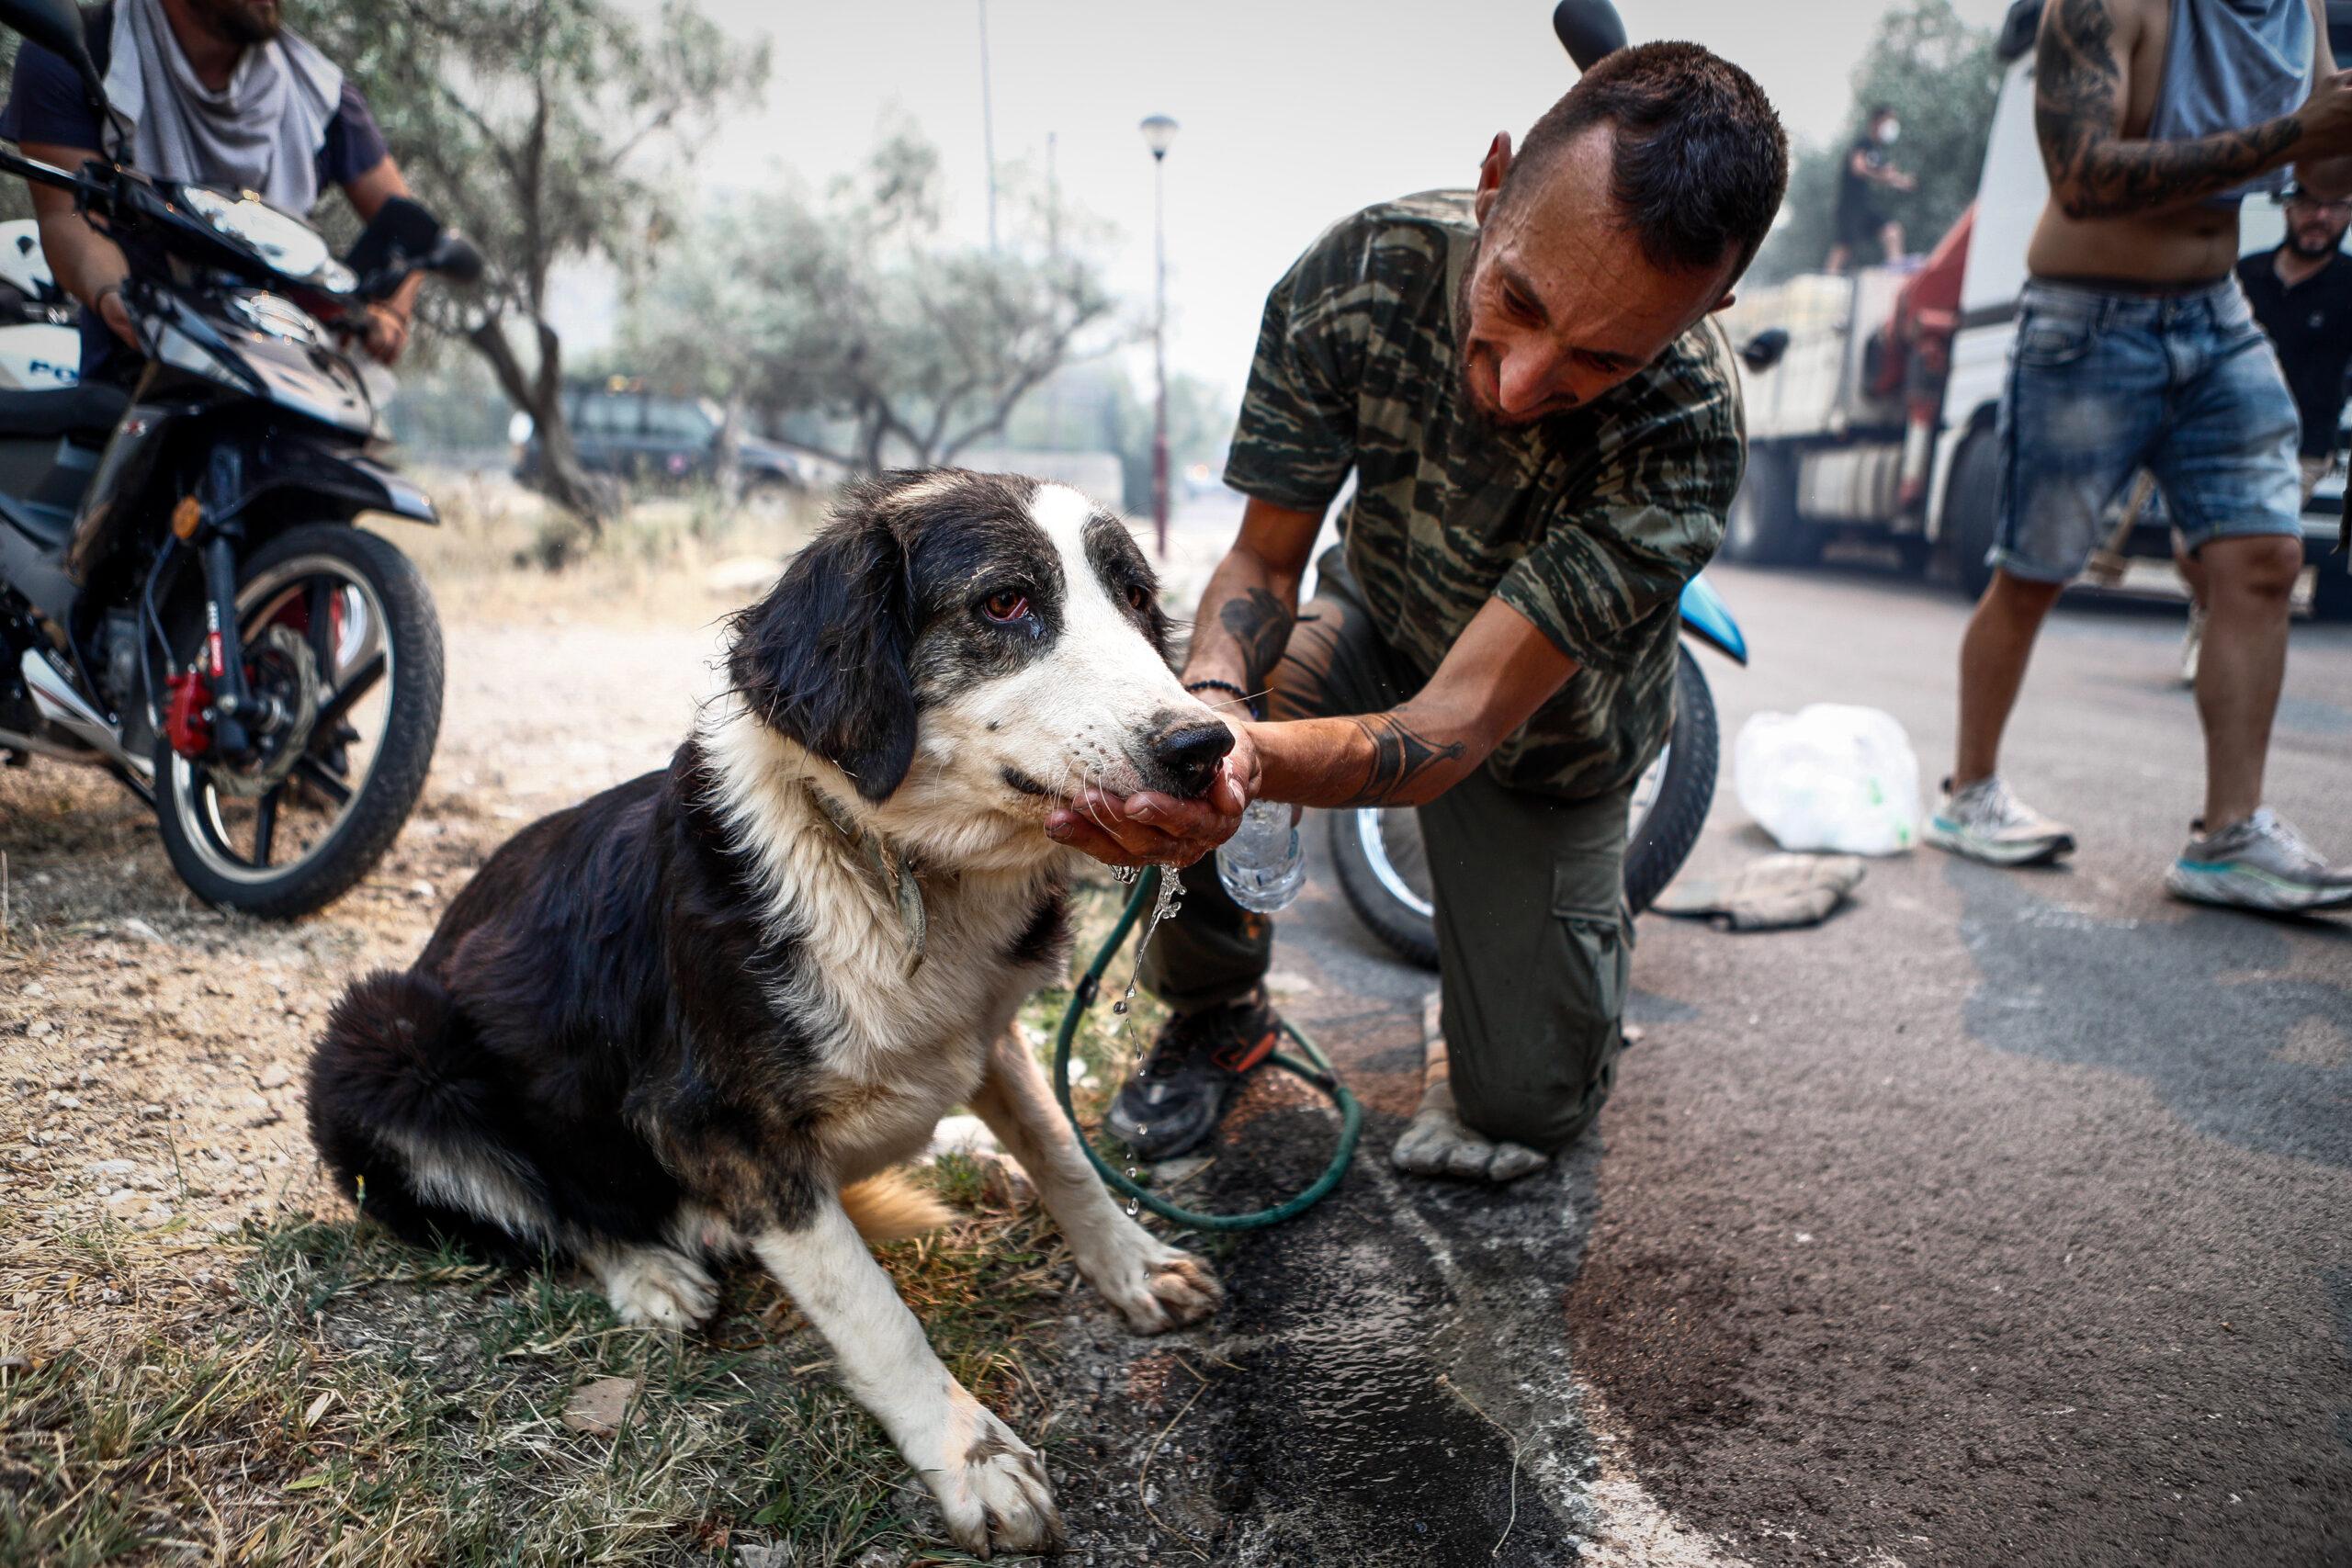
[[1140, 553, 1634, 1155]]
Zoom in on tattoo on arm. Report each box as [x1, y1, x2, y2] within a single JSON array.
[[1217, 587, 1295, 691], [2036, 0, 2303, 220], [1335, 715, 1468, 808]]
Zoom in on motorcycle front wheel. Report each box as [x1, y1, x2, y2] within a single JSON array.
[[1330, 642, 1719, 970], [153, 524, 444, 919]]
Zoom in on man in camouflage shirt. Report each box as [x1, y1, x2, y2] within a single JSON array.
[[1047, 43, 1788, 1181]]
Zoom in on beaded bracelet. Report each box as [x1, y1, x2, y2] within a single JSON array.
[[1184, 678, 1262, 721]]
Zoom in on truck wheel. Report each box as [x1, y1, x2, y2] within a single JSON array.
[[1941, 431, 2003, 602], [1725, 442, 1817, 566]]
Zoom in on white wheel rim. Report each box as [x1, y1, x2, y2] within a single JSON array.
[[1352, 739, 1672, 927], [165, 552, 394, 886]]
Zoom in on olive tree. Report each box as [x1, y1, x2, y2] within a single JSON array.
[[295, 0, 768, 530], [624, 129, 1123, 473]]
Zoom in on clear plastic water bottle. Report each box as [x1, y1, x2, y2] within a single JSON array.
[[1216, 799, 1306, 912]]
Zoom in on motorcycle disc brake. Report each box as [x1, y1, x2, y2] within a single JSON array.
[[207, 623, 322, 798]]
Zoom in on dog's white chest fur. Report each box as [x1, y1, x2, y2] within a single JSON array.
[[704, 708, 1057, 1175]]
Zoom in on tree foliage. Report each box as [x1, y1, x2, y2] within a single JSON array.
[[292, 0, 768, 528], [623, 127, 1124, 473], [1748, 0, 2004, 285]]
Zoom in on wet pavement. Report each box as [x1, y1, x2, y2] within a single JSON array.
[[1067, 531, 2352, 1567]]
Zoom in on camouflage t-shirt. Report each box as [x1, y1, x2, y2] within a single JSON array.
[[1223, 190, 1744, 800]]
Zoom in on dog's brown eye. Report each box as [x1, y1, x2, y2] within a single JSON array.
[[981, 591, 1030, 623], [1125, 583, 1151, 613]]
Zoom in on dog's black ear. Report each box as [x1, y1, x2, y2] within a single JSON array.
[[729, 510, 918, 801]]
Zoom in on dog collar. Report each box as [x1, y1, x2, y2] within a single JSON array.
[[803, 781, 927, 978]]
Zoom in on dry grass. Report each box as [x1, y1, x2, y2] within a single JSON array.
[[399, 471, 831, 626], [1, 876, 1180, 1567], [1, 1149, 1089, 1567]]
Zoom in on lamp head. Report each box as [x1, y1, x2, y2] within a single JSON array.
[[1139, 114, 1179, 158]]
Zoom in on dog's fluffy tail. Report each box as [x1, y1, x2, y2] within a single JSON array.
[[307, 968, 550, 1265], [841, 1169, 955, 1243]]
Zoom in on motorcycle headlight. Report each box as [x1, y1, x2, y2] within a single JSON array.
[[179, 186, 357, 294], [223, 288, 329, 347]]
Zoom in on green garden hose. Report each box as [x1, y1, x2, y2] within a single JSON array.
[[1050, 867, 1363, 1231]]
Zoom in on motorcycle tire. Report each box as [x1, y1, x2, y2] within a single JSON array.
[[153, 525, 444, 919], [1330, 643, 1719, 971]]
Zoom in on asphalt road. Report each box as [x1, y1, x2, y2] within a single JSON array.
[[1131, 542, 2352, 1568]]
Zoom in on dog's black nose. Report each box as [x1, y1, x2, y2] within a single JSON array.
[[1151, 718, 1236, 799]]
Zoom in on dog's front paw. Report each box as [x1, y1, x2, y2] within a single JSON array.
[[595, 1245, 718, 1331], [1082, 1226, 1223, 1335], [927, 1404, 1062, 1559]]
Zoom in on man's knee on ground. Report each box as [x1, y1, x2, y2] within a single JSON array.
[[1448, 1032, 1620, 1156]]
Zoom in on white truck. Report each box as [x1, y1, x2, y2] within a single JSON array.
[[1724, 0, 2352, 621]]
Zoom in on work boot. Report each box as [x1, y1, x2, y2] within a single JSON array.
[[1924, 774, 2076, 866], [2166, 808, 2352, 912], [1104, 990, 1281, 1161]]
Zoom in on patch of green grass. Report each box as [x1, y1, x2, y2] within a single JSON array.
[[1, 878, 1170, 1565], [5, 1164, 1076, 1566]]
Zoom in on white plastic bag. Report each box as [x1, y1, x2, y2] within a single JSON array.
[[1732, 704, 1921, 856]]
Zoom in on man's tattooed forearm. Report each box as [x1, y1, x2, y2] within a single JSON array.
[[1216, 587, 1294, 690], [2036, 0, 2303, 220], [1336, 716, 1467, 807]]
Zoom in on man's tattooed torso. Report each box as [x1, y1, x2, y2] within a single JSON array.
[[2035, 0, 2304, 223]]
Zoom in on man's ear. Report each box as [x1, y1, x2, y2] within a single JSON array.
[[1711, 290, 1738, 313], [728, 499, 918, 802], [1475, 131, 1514, 225]]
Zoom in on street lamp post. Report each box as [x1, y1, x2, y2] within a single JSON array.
[[1140, 114, 1178, 558], [978, 0, 999, 252]]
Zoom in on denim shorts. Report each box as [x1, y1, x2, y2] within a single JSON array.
[[1993, 276, 2301, 581]]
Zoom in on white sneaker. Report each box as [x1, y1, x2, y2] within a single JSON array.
[[2166, 808, 2352, 912], [1924, 775, 2077, 866], [2179, 602, 2206, 686]]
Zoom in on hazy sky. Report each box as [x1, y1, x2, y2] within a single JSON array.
[[581, 0, 2019, 396]]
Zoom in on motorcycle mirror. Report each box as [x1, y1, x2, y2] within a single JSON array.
[[345, 195, 442, 281], [0, 0, 109, 120], [1551, 0, 1626, 70], [1740, 328, 1790, 371], [428, 231, 484, 286]]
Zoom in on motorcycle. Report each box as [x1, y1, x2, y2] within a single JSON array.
[[1330, 580, 1748, 969], [0, 0, 481, 917], [1329, 0, 1756, 969], [0, 216, 81, 389]]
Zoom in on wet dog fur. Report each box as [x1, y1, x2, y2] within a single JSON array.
[[306, 469, 1233, 1556]]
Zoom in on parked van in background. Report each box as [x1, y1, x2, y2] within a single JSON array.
[[513, 378, 814, 499]]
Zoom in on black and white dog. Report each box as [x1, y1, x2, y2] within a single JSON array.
[[307, 469, 1237, 1556]]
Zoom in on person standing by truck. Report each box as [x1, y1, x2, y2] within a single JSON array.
[[1928, 0, 2352, 911], [1826, 105, 1917, 274], [2177, 181, 2352, 681]]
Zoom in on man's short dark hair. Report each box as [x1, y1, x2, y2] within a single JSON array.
[[1500, 40, 1790, 282], [1869, 103, 1895, 120]]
